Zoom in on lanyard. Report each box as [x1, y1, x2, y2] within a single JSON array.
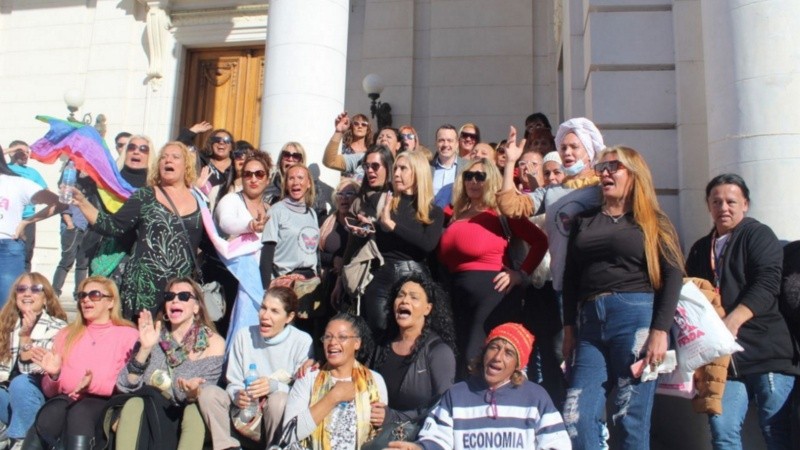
[[709, 230, 729, 292]]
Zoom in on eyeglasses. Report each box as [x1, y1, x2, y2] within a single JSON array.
[[460, 132, 478, 141], [352, 121, 369, 128], [401, 133, 415, 140], [362, 162, 383, 172], [243, 169, 267, 180], [211, 136, 232, 145], [281, 151, 303, 162], [126, 143, 150, 154], [336, 191, 357, 198], [594, 160, 625, 175], [163, 291, 195, 302], [463, 171, 487, 182], [320, 335, 358, 343], [16, 284, 44, 294], [496, 148, 506, 155], [233, 150, 249, 160], [76, 290, 112, 302]]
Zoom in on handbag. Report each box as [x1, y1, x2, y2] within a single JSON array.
[[361, 420, 420, 450], [158, 186, 226, 321], [270, 273, 323, 319], [266, 416, 306, 450], [231, 398, 266, 442]]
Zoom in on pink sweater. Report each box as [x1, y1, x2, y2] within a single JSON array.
[[42, 322, 138, 398]]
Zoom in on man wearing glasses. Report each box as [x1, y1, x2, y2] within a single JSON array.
[[5, 141, 47, 271]]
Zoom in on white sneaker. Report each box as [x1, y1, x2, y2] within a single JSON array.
[[9, 439, 21, 450]]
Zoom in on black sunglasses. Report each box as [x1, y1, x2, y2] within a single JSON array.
[[233, 150, 249, 160], [243, 169, 267, 180], [76, 290, 112, 302], [163, 291, 195, 302], [460, 132, 478, 141], [594, 160, 625, 175], [463, 171, 487, 182], [126, 143, 150, 154], [281, 151, 303, 161], [362, 162, 383, 172], [211, 136, 232, 145]]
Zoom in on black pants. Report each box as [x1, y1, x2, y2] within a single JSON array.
[[36, 395, 107, 444], [523, 282, 566, 409], [361, 260, 429, 342]]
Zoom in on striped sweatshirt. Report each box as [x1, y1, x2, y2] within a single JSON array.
[[417, 378, 571, 450]]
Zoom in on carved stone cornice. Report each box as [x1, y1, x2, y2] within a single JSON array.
[[170, 5, 268, 28]]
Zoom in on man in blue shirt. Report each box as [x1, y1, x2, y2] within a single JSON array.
[[6, 141, 47, 271], [431, 124, 466, 208]]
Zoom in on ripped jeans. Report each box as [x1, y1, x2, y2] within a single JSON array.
[[563, 292, 657, 450]]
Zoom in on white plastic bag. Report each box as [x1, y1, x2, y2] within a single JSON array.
[[656, 368, 695, 399], [671, 281, 744, 372]]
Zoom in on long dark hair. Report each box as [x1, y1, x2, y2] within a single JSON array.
[[374, 274, 457, 367], [0, 146, 19, 177], [326, 312, 374, 365], [358, 145, 394, 198]]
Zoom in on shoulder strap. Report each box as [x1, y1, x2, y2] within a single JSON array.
[[157, 186, 202, 278], [498, 214, 512, 241]]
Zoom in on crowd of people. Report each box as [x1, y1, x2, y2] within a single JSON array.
[[0, 110, 797, 450]]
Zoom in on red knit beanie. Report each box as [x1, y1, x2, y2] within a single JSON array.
[[485, 323, 535, 370]]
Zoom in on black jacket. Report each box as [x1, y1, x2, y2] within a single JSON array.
[[374, 332, 456, 424], [686, 218, 799, 377]]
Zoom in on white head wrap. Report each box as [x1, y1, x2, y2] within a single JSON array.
[[542, 151, 562, 167], [554, 117, 605, 163]]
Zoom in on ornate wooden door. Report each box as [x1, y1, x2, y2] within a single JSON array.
[[180, 47, 265, 148]]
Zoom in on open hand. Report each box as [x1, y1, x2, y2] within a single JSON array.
[[137, 310, 161, 350], [30, 348, 62, 378], [68, 370, 93, 401], [335, 112, 350, 133], [505, 126, 526, 164]]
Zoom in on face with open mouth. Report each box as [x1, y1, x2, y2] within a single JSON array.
[[124, 138, 150, 170], [322, 320, 361, 368], [393, 281, 432, 331], [364, 153, 386, 189], [158, 144, 186, 185], [336, 185, 358, 213], [376, 129, 400, 155], [284, 165, 311, 202], [163, 282, 199, 327], [258, 295, 295, 339], [482, 338, 518, 389], [558, 132, 589, 174], [597, 154, 631, 203], [211, 133, 233, 160], [15, 276, 46, 315], [79, 282, 114, 324]]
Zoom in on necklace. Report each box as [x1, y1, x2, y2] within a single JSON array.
[[602, 208, 625, 224]]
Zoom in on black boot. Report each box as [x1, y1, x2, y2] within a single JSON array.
[[19, 428, 43, 450], [65, 436, 91, 450]]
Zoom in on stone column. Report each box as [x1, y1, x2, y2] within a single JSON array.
[[701, 0, 800, 239], [260, 0, 350, 189]]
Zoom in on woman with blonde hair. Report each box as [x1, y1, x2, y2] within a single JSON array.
[[0, 273, 67, 447], [438, 158, 547, 375], [260, 164, 320, 288], [359, 151, 444, 341], [28, 276, 137, 450], [561, 146, 684, 449], [73, 142, 203, 319], [267, 142, 328, 222]]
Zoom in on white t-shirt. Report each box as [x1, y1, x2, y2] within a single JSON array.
[[0, 175, 42, 239], [262, 199, 320, 276]]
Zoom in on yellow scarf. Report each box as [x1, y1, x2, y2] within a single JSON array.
[[563, 174, 600, 190], [304, 361, 380, 450]]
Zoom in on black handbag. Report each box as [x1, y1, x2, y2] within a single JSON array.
[[361, 420, 421, 450], [266, 416, 305, 450]]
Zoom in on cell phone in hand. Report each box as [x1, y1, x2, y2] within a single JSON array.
[[345, 216, 375, 234]]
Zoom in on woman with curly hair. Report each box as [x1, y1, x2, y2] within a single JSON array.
[[0, 273, 67, 447], [372, 274, 456, 434], [323, 112, 374, 182]]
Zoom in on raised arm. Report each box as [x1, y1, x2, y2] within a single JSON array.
[[322, 112, 351, 172]]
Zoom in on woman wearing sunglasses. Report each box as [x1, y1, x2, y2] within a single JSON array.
[[320, 180, 360, 312], [561, 147, 684, 449], [199, 129, 235, 189], [73, 142, 203, 320], [112, 277, 226, 450], [438, 158, 547, 376], [26, 276, 137, 450], [0, 273, 66, 448], [283, 313, 387, 449], [323, 112, 374, 181], [457, 123, 480, 159]]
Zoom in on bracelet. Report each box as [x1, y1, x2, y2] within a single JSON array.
[[21, 343, 33, 352], [127, 355, 150, 375]]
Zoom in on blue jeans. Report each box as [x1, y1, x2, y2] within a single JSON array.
[[0, 239, 25, 307], [709, 372, 795, 450], [0, 374, 46, 439], [563, 292, 657, 450]]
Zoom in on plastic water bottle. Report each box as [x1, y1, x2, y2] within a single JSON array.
[[59, 161, 77, 204], [238, 363, 259, 422]]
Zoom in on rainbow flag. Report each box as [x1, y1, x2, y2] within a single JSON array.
[[29, 115, 134, 210]]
